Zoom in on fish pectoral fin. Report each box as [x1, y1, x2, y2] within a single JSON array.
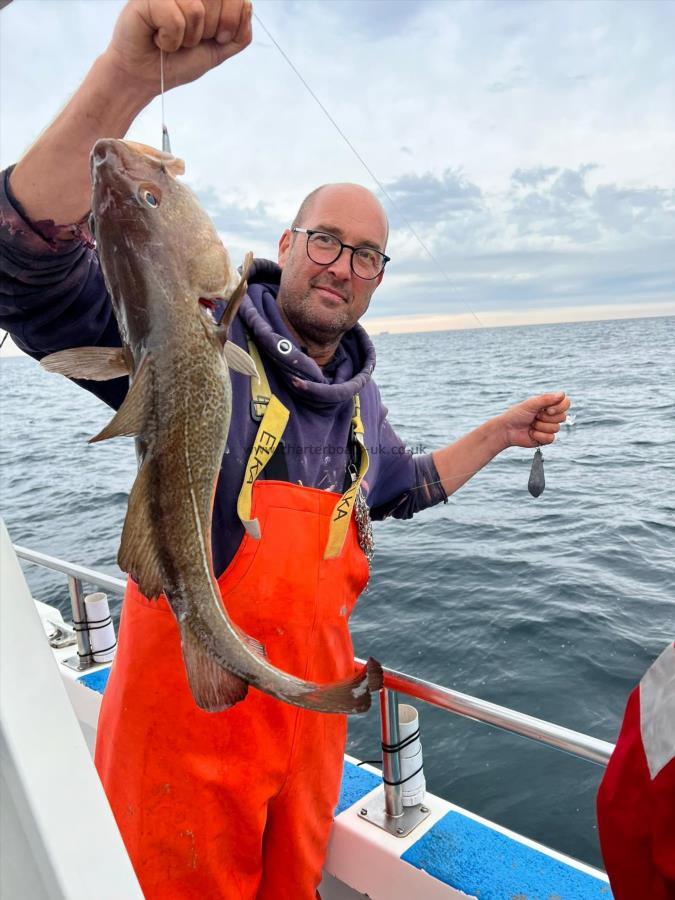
[[180, 623, 249, 712], [90, 354, 153, 443], [117, 460, 164, 598], [217, 251, 254, 331], [223, 342, 258, 378], [41, 346, 132, 381]]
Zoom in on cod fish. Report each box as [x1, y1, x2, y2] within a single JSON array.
[[42, 138, 382, 714]]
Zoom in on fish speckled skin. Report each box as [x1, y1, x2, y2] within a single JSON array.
[[41, 139, 382, 714]]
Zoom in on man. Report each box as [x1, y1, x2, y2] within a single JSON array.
[[0, 2, 570, 897]]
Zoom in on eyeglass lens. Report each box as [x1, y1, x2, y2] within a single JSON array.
[[307, 232, 385, 279]]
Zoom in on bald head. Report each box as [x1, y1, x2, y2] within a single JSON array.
[[292, 183, 389, 250]]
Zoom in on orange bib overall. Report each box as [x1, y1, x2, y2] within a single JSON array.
[[95, 478, 369, 899]]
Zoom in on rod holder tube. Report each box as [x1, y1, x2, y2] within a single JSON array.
[[68, 575, 93, 667], [398, 703, 426, 807], [84, 592, 117, 663], [380, 687, 404, 818]]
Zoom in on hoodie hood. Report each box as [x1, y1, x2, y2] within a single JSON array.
[[233, 258, 376, 410]]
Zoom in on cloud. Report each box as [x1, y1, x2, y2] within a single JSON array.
[[505, 165, 675, 246], [511, 167, 559, 188], [197, 187, 284, 243], [486, 65, 530, 94], [383, 169, 484, 227], [1, 0, 673, 327], [593, 184, 675, 237], [369, 162, 675, 316], [282, 0, 435, 41]]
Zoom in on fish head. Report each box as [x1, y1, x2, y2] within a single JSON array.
[[90, 139, 241, 343], [90, 138, 184, 243]]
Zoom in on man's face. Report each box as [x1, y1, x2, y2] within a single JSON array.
[[277, 185, 388, 346]]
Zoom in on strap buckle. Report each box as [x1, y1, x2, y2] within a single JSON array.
[[250, 395, 269, 422]]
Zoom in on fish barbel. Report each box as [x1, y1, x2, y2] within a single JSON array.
[[42, 138, 382, 714]]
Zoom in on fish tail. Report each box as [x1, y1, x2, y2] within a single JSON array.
[[178, 584, 384, 715], [283, 656, 384, 715]]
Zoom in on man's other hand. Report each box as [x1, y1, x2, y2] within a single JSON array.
[[498, 392, 571, 449], [107, 0, 253, 95]]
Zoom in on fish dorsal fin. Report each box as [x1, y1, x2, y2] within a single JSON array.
[[224, 343, 258, 378], [217, 251, 254, 333], [89, 354, 153, 443], [41, 346, 132, 381], [117, 459, 164, 599], [179, 621, 249, 712]]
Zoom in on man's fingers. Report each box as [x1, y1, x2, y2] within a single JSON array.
[[527, 393, 570, 420], [202, 0, 225, 40], [536, 410, 568, 424], [231, 0, 252, 47], [149, 0, 243, 52], [530, 430, 556, 445], [152, 0, 187, 52], [546, 399, 570, 416], [212, 0, 252, 63], [532, 420, 560, 435], [177, 0, 206, 48], [216, 0, 249, 44], [530, 391, 565, 409]]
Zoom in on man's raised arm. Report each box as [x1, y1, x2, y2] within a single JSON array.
[[10, 0, 252, 228]]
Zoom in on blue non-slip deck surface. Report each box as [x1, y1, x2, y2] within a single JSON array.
[[335, 760, 381, 816], [402, 810, 613, 899], [78, 667, 111, 694]]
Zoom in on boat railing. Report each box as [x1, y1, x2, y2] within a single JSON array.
[[14, 543, 615, 832]]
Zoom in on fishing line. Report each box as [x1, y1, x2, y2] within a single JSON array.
[[160, 49, 171, 153], [0, 330, 8, 351], [253, 11, 484, 329]]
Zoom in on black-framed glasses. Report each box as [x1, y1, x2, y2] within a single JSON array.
[[291, 227, 390, 280]]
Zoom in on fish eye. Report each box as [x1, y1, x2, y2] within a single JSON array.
[[140, 189, 159, 208]]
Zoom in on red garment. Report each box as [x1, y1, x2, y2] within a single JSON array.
[[95, 480, 369, 899], [597, 643, 675, 900]]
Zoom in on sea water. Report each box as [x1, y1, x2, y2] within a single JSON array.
[[1, 314, 673, 868]]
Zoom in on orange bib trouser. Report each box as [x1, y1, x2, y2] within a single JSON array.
[[95, 480, 369, 899]]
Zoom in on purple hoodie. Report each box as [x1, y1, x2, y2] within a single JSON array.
[[0, 167, 446, 575]]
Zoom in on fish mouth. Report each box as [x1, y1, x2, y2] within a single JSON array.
[[91, 142, 138, 215], [91, 139, 127, 186], [199, 298, 219, 322], [90, 139, 171, 207], [91, 138, 175, 175], [199, 297, 234, 326]]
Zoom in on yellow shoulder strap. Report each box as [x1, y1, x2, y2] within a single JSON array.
[[238, 337, 368, 557], [236, 338, 290, 538], [323, 393, 370, 559]]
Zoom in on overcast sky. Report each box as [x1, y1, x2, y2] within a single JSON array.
[[1, 0, 674, 349]]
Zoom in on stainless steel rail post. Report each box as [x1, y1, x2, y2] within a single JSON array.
[[358, 687, 431, 837], [381, 687, 404, 818], [64, 575, 94, 671]]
